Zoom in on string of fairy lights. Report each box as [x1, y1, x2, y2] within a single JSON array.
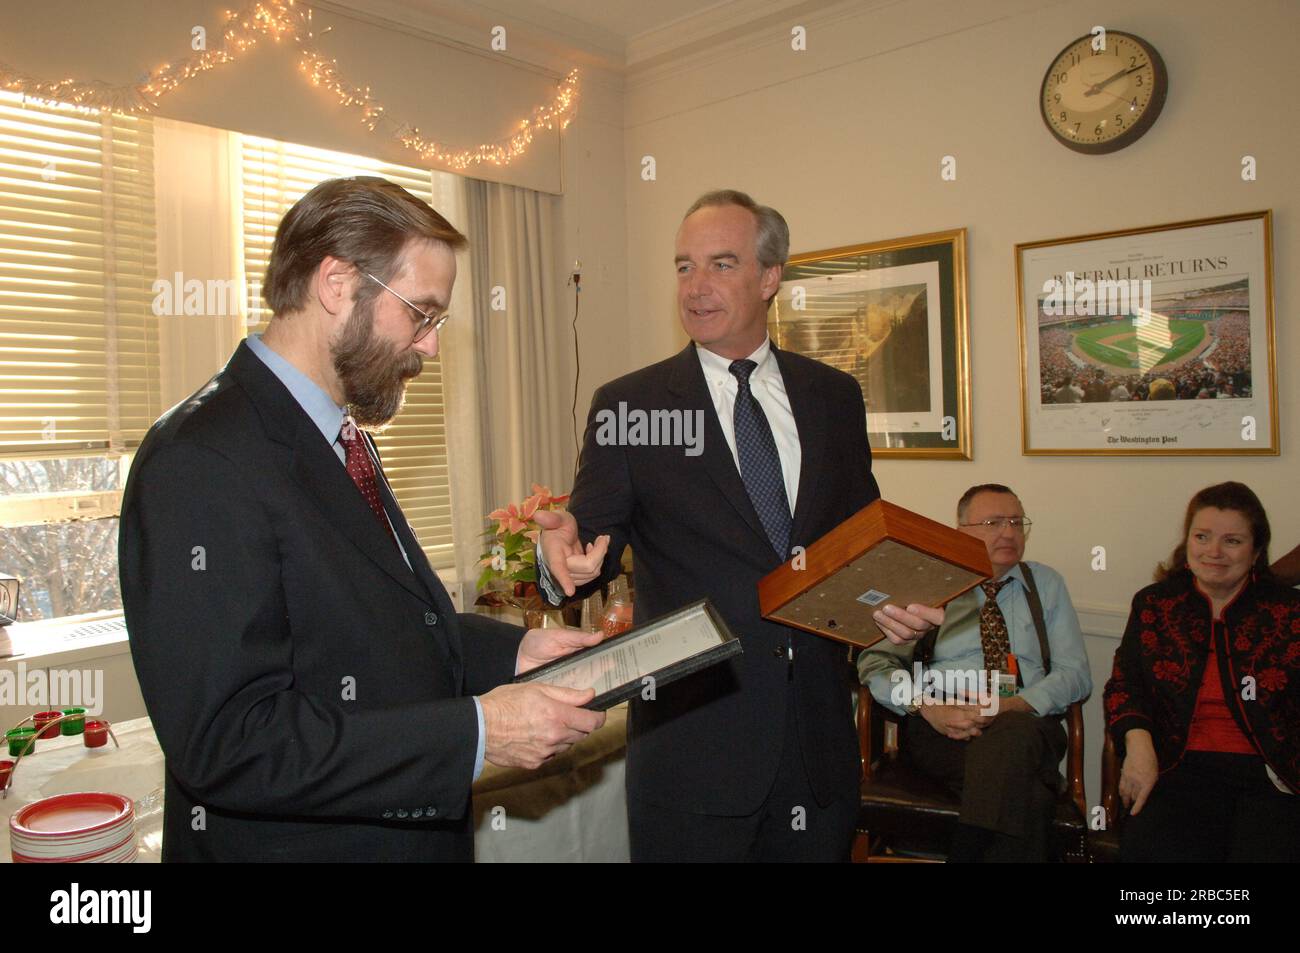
[[0, 0, 579, 170]]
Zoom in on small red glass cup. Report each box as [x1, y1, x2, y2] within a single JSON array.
[[83, 721, 110, 749], [0, 760, 13, 787], [34, 711, 62, 740]]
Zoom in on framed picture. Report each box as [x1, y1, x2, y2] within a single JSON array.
[[771, 228, 971, 459], [1016, 210, 1277, 455]]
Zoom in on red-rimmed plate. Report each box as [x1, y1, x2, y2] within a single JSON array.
[[10, 792, 133, 839], [11, 830, 137, 864]]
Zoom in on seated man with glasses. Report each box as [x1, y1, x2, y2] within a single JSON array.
[[857, 483, 1092, 861]]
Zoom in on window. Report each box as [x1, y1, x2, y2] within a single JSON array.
[[0, 91, 158, 621], [239, 136, 456, 569], [1, 109, 463, 623]]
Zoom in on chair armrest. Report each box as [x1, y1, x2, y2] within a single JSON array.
[[1065, 701, 1087, 819], [857, 683, 875, 782], [858, 684, 902, 783], [1101, 726, 1121, 829]]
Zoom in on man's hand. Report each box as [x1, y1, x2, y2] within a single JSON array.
[[517, 626, 604, 675], [1119, 728, 1159, 815], [873, 603, 945, 646], [919, 702, 992, 740], [533, 508, 609, 597], [479, 683, 607, 770]]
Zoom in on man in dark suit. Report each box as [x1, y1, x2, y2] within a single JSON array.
[[120, 177, 604, 862], [535, 190, 942, 861]]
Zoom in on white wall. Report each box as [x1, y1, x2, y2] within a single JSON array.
[[619, 0, 1300, 804]]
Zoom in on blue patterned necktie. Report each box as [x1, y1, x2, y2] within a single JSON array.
[[729, 359, 792, 559]]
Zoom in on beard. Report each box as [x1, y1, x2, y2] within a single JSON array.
[[330, 297, 424, 430]]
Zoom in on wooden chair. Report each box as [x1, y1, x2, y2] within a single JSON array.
[[1087, 728, 1124, 862], [851, 685, 1090, 862]]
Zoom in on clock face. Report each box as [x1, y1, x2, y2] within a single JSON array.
[[1040, 31, 1167, 154]]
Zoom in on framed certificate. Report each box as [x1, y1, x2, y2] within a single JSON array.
[[514, 599, 742, 710]]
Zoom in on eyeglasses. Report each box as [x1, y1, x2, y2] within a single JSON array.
[[364, 272, 449, 343], [960, 517, 1033, 535]]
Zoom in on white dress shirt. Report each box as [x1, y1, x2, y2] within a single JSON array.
[[695, 338, 801, 514]]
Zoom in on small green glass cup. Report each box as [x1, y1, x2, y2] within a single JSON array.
[[60, 708, 86, 736], [6, 727, 37, 757]]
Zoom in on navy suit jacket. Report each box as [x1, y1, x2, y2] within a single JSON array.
[[567, 343, 879, 815], [120, 340, 521, 861]]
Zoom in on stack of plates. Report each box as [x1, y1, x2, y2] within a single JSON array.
[[10, 792, 137, 863]]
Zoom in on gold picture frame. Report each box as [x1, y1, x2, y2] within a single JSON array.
[[1015, 210, 1277, 455], [771, 228, 971, 459]]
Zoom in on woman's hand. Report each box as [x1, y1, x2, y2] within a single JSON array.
[[1119, 728, 1160, 815]]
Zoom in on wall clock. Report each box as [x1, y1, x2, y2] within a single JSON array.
[[1040, 31, 1168, 154]]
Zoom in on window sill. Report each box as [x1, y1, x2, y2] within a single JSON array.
[[1, 610, 130, 667]]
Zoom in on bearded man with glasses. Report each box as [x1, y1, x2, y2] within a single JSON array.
[[120, 176, 605, 862], [857, 483, 1092, 862]]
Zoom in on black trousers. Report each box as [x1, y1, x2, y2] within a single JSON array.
[[627, 690, 857, 862], [1120, 750, 1300, 863], [904, 710, 1067, 862]]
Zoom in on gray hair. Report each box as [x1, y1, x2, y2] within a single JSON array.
[[683, 189, 789, 270]]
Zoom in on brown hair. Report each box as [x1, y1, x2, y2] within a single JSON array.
[[262, 176, 466, 317], [1156, 481, 1273, 582], [957, 483, 1018, 522]]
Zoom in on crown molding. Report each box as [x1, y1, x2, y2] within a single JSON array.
[[319, 0, 627, 85], [626, 0, 868, 73]]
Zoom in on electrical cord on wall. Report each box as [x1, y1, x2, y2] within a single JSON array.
[[569, 261, 582, 484]]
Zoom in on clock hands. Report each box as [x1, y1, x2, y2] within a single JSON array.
[[1084, 64, 1146, 97]]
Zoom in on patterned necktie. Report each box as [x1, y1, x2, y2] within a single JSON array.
[[339, 417, 397, 546], [729, 359, 792, 560], [979, 578, 1013, 672]]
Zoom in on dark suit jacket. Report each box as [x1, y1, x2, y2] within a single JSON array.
[[568, 342, 879, 815], [119, 340, 522, 862]]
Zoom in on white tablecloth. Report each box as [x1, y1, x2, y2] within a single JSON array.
[[1, 711, 629, 863]]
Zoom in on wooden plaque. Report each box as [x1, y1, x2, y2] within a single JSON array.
[[758, 500, 992, 649]]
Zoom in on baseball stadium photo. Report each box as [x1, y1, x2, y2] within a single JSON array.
[[1036, 278, 1252, 404]]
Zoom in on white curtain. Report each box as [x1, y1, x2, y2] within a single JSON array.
[[434, 177, 489, 601], [463, 181, 576, 539]]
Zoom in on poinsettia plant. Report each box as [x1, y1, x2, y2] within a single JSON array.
[[474, 483, 570, 604]]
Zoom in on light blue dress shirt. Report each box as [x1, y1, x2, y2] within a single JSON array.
[[858, 560, 1092, 717], [245, 334, 488, 780]]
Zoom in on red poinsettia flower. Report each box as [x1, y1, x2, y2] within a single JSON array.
[[1141, 630, 1159, 651], [1140, 609, 1156, 624]]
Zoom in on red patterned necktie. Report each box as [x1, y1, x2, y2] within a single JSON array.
[[339, 417, 397, 546], [979, 578, 1013, 672]]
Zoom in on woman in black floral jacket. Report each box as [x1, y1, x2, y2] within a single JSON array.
[[1104, 481, 1300, 862]]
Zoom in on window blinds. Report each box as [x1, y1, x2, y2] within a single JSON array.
[[0, 91, 159, 455]]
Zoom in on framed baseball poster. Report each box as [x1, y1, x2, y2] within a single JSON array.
[[1016, 210, 1277, 455]]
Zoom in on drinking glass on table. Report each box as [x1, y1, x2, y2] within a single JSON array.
[[601, 576, 634, 638]]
